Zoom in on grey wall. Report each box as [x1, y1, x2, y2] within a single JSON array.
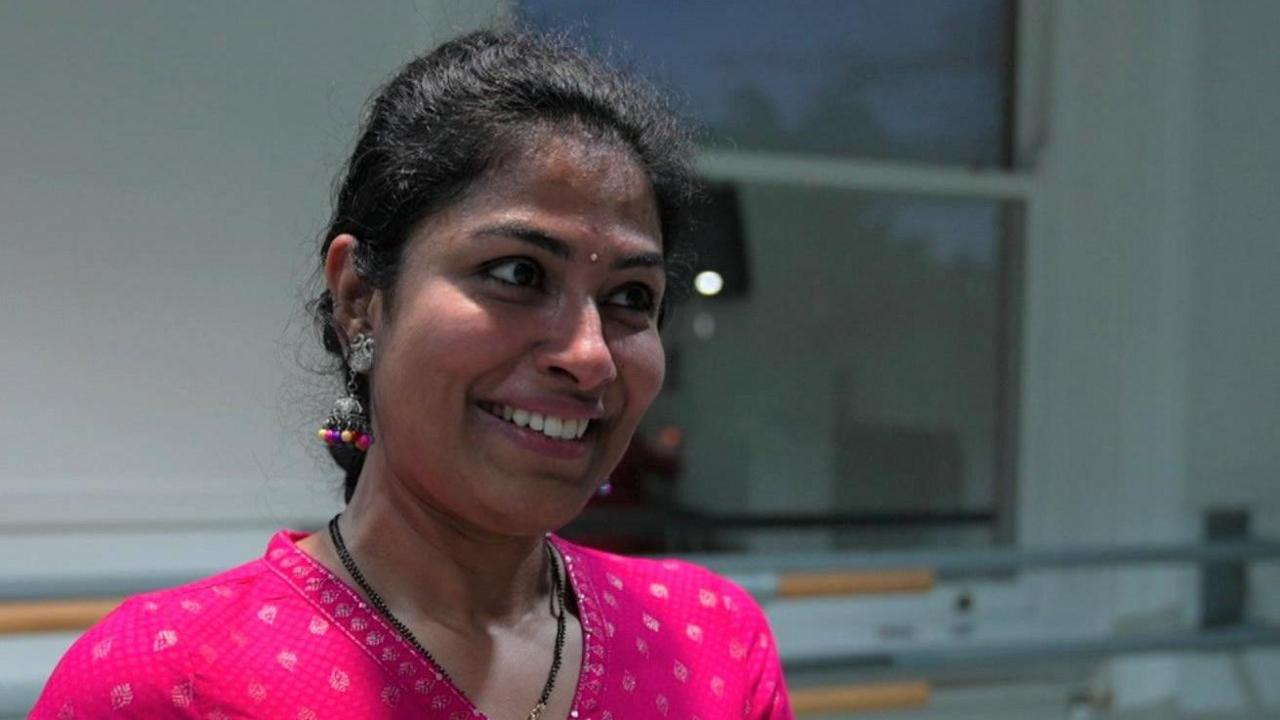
[[1187, 1, 1280, 517]]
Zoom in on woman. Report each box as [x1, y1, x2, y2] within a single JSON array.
[[33, 29, 791, 719]]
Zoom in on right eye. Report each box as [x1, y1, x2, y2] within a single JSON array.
[[484, 258, 543, 288]]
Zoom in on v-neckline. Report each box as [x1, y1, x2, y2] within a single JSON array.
[[266, 529, 609, 719]]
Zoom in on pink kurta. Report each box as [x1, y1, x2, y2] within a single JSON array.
[[32, 531, 792, 719]]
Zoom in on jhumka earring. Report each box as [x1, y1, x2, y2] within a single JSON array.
[[317, 333, 375, 452]]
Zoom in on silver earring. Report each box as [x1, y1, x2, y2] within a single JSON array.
[[316, 333, 375, 452], [348, 333, 375, 373]]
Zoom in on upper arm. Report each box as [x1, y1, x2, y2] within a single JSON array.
[[29, 599, 198, 719]]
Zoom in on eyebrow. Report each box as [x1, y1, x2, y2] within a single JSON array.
[[475, 222, 665, 271]]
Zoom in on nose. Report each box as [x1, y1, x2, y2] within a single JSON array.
[[536, 299, 618, 392]]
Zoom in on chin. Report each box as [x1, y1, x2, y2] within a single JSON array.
[[468, 476, 596, 537]]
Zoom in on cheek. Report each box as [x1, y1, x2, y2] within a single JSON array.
[[619, 331, 665, 413], [374, 292, 500, 420]]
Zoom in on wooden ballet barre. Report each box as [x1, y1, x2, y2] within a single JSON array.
[[0, 598, 121, 634], [777, 568, 935, 598], [0, 567, 936, 635], [791, 680, 932, 715]]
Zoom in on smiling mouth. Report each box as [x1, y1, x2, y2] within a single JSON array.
[[477, 402, 592, 441]]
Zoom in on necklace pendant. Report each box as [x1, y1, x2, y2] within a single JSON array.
[[527, 703, 545, 720]]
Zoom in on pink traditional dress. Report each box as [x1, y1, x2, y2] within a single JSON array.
[[32, 531, 793, 719]]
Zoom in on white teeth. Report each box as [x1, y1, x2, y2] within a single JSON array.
[[493, 404, 591, 441]]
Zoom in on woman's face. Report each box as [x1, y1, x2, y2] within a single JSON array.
[[363, 133, 666, 537]]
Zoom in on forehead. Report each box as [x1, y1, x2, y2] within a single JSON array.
[[458, 131, 662, 244]]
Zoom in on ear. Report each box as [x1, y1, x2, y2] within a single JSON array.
[[324, 234, 382, 340]]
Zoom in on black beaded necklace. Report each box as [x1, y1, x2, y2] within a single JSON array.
[[327, 514, 568, 720]]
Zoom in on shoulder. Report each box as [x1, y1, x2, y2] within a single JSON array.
[[557, 537, 771, 638], [30, 557, 278, 719], [555, 538, 791, 715], [565, 539, 758, 605]]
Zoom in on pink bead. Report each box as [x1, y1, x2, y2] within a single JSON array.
[[326, 430, 341, 444], [355, 434, 372, 451]]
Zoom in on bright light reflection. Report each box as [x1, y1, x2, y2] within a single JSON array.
[[694, 270, 724, 296]]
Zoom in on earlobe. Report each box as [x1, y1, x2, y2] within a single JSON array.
[[325, 233, 375, 337]]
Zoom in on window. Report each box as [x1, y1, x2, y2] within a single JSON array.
[[521, 0, 1015, 165], [520, 0, 1024, 553]]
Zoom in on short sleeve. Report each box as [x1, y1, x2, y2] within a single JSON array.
[[743, 608, 792, 719], [29, 597, 199, 719], [695, 565, 794, 719]]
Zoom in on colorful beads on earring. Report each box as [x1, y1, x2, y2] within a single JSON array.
[[318, 416, 373, 451], [318, 374, 373, 452]]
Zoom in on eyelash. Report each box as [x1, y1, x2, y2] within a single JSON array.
[[482, 258, 659, 316], [484, 257, 543, 289]]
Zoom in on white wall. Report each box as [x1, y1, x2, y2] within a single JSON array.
[[0, 1, 508, 533], [1021, 0, 1280, 713], [0, 3, 506, 713]]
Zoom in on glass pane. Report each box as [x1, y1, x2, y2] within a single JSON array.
[[565, 188, 1023, 553], [518, 0, 1014, 166]]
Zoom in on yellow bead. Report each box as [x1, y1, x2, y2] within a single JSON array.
[[316, 428, 328, 442], [340, 430, 354, 443]]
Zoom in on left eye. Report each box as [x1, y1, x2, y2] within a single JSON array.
[[485, 258, 542, 287], [605, 284, 656, 314]]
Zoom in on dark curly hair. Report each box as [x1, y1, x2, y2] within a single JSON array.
[[310, 28, 698, 502]]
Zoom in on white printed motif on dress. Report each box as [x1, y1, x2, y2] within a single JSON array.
[[109, 684, 133, 710], [247, 681, 267, 703], [308, 616, 329, 635], [277, 650, 298, 672], [257, 604, 278, 624], [153, 629, 179, 652], [91, 637, 113, 660], [329, 667, 351, 693]]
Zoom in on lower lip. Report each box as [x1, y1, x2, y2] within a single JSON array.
[[476, 406, 591, 460]]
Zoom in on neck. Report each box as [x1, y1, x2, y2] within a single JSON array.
[[325, 453, 554, 633]]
